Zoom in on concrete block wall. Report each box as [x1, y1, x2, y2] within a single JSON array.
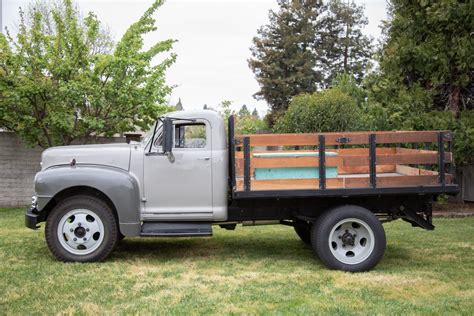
[[0, 132, 126, 207]]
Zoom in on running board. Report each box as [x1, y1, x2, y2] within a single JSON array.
[[140, 222, 212, 237]]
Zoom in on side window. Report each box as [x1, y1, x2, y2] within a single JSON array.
[[174, 123, 206, 148]]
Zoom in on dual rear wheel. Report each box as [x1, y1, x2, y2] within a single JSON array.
[[294, 205, 386, 272]]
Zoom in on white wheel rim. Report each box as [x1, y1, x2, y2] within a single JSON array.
[[328, 218, 375, 265], [57, 209, 105, 255]]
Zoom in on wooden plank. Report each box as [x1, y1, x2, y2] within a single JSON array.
[[339, 165, 395, 174], [235, 131, 450, 147], [251, 156, 340, 168], [235, 173, 453, 191], [234, 147, 397, 158], [396, 164, 454, 181], [396, 148, 453, 163], [336, 148, 396, 155], [377, 175, 439, 187], [396, 164, 423, 176], [236, 178, 343, 191], [377, 153, 440, 165]]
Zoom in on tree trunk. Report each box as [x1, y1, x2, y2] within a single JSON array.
[[448, 85, 460, 117]]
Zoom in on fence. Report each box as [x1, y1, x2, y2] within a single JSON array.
[[0, 132, 127, 207]]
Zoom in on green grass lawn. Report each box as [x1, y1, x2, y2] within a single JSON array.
[[1, 208, 473, 314]]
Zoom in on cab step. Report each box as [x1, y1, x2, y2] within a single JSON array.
[[140, 222, 212, 237]]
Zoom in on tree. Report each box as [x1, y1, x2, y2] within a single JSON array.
[[248, 0, 324, 123], [318, 0, 373, 87], [377, 0, 473, 115], [0, 0, 176, 147], [252, 108, 259, 118], [249, 0, 373, 123], [238, 104, 250, 118], [217, 100, 234, 122]]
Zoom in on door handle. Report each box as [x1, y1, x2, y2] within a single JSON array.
[[198, 157, 210, 161]]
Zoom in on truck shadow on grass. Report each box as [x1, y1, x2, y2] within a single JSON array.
[[110, 236, 411, 270], [113, 237, 314, 261]]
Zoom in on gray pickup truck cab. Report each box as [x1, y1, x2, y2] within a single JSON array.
[[26, 110, 458, 272]]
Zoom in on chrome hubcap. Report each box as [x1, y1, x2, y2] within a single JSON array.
[[328, 218, 375, 265], [57, 209, 105, 255]]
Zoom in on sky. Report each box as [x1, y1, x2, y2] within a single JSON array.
[[2, 0, 388, 115]]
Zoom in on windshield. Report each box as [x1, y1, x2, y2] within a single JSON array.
[[142, 119, 163, 148]]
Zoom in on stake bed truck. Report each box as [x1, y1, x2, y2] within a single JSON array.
[[26, 110, 459, 271]]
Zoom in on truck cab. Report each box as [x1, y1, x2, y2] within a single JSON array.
[[139, 110, 228, 222]]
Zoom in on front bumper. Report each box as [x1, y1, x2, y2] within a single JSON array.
[[25, 207, 43, 230]]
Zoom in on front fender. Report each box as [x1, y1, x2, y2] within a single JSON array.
[[35, 165, 141, 236]]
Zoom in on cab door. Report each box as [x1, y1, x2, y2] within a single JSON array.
[[143, 119, 213, 221]]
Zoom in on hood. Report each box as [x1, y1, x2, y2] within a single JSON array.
[[41, 143, 132, 171]]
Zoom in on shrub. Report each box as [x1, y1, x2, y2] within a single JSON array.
[[273, 88, 362, 133]]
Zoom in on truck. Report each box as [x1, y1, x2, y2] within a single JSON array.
[[25, 110, 459, 272]]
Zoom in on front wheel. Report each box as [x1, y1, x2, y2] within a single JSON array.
[[45, 195, 118, 262], [311, 205, 386, 272]]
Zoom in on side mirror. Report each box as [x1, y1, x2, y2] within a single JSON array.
[[162, 118, 173, 154]]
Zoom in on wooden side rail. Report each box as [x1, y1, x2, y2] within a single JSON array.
[[235, 130, 452, 147], [233, 130, 454, 192], [234, 148, 452, 177]]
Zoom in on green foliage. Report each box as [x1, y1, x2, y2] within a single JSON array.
[[378, 0, 473, 113], [362, 0, 474, 164], [249, 0, 323, 123], [235, 115, 268, 135], [363, 72, 474, 165], [331, 73, 367, 106], [409, 111, 474, 166], [0, 0, 175, 147], [218, 101, 267, 135], [274, 88, 362, 133]]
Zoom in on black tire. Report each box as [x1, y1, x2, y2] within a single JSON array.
[[45, 195, 118, 262], [294, 219, 312, 245], [311, 205, 386, 272]]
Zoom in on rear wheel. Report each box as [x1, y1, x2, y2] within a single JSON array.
[[45, 195, 118, 262], [311, 205, 386, 272], [294, 219, 312, 244]]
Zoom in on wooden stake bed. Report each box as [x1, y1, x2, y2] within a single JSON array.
[[230, 129, 455, 193]]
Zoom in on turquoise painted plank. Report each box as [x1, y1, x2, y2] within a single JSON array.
[[255, 167, 338, 180]]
